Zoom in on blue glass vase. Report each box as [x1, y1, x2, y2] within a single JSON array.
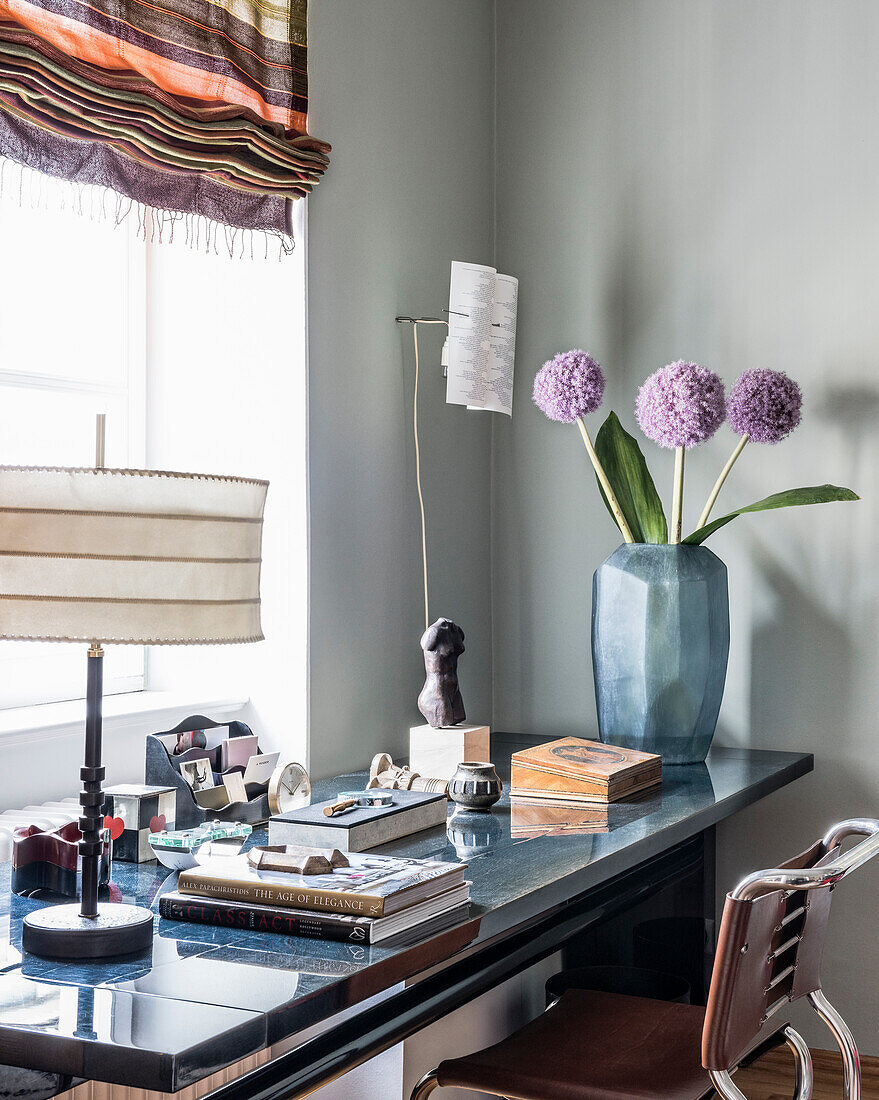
[[591, 544, 729, 764]]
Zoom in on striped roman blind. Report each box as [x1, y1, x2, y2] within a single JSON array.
[[0, 0, 328, 246], [0, 466, 267, 644]]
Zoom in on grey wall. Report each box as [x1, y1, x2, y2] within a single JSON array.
[[493, 0, 879, 1046], [304, 0, 879, 1050], [306, 1, 495, 779]]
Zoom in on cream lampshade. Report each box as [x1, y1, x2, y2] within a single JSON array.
[[0, 460, 268, 958]]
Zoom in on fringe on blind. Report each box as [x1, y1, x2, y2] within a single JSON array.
[[0, 155, 297, 260]]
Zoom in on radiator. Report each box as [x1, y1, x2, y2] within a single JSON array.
[[0, 798, 80, 860]]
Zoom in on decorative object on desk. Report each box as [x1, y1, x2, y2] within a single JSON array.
[[146, 716, 273, 828], [418, 617, 466, 727], [446, 808, 503, 859], [178, 851, 467, 917], [173, 730, 207, 755], [241, 752, 281, 788], [247, 846, 349, 875], [103, 784, 176, 863], [269, 788, 448, 852], [367, 753, 448, 795], [194, 784, 235, 812], [12, 822, 112, 898], [190, 752, 281, 812], [534, 351, 858, 763], [593, 544, 730, 763], [180, 759, 215, 793], [510, 738, 661, 803], [148, 821, 252, 871], [0, 417, 267, 959], [218, 734, 261, 773], [412, 618, 492, 780], [324, 791, 395, 818], [221, 771, 249, 805], [268, 761, 311, 815], [409, 725, 491, 783], [447, 762, 502, 812]]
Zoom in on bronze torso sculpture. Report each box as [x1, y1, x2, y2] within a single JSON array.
[[418, 618, 466, 728]]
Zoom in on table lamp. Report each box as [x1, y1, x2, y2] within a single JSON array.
[[2, 418, 267, 958]]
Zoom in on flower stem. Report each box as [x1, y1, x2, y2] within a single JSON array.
[[671, 447, 685, 544], [576, 417, 635, 544], [697, 433, 749, 531]]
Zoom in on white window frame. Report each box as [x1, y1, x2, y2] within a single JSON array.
[[0, 211, 148, 708]]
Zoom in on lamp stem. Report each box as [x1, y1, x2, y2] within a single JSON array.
[[79, 643, 104, 920], [95, 413, 106, 469]]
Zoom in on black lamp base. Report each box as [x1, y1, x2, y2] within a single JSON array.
[[22, 903, 154, 959]]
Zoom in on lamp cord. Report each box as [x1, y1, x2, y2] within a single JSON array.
[[413, 322, 429, 634]]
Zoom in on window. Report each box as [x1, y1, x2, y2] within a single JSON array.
[[0, 175, 146, 707], [0, 179, 307, 760]]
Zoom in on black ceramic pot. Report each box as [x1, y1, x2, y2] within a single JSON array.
[[448, 761, 502, 812]]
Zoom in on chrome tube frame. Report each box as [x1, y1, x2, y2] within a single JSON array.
[[784, 1026, 815, 1100], [731, 819, 879, 900], [709, 1026, 813, 1100], [410, 1069, 440, 1099], [722, 819, 872, 1100], [809, 990, 861, 1100]]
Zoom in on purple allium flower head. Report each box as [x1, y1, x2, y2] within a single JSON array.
[[727, 368, 802, 444], [635, 360, 726, 449], [532, 349, 605, 423]]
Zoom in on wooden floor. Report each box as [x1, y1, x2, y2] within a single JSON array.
[[735, 1045, 879, 1100]]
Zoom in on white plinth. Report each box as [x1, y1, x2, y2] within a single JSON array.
[[409, 724, 491, 782]]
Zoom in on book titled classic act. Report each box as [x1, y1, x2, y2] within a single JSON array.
[[159, 883, 471, 944], [177, 853, 467, 918]]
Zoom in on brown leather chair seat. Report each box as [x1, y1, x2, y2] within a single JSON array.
[[435, 989, 716, 1100]]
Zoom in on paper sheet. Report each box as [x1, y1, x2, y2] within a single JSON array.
[[446, 261, 518, 416]]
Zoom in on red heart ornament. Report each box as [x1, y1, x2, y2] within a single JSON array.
[[103, 815, 124, 841], [149, 814, 166, 834]]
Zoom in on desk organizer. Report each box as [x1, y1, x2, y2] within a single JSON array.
[[146, 715, 271, 830]]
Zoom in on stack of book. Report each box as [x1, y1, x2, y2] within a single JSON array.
[[159, 851, 470, 944]]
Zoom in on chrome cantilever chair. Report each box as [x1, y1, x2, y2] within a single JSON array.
[[412, 818, 879, 1100]]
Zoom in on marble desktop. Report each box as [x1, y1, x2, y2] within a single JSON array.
[[0, 735, 812, 1094]]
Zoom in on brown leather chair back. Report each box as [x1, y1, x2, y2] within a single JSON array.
[[702, 840, 839, 1072]]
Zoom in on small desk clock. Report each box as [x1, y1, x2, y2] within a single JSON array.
[[268, 761, 311, 815]]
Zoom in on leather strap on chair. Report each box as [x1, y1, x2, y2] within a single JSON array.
[[702, 841, 838, 1071]]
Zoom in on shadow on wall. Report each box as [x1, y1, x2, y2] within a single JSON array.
[[746, 377, 879, 753], [749, 544, 853, 753], [713, 379, 879, 1048], [600, 190, 661, 383]]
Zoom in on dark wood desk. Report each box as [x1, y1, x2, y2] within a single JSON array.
[[0, 737, 812, 1099]]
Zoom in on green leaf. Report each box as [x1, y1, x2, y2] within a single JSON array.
[[594, 412, 668, 544], [683, 485, 860, 545]]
